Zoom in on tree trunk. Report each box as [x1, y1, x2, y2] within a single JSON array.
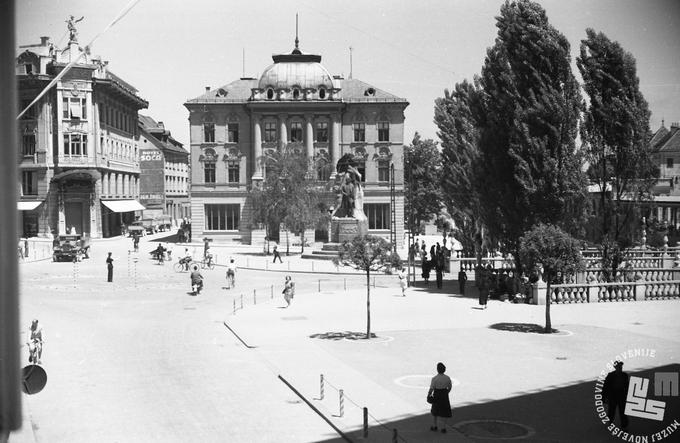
[[301, 231, 305, 254], [366, 270, 371, 339], [545, 281, 552, 333]]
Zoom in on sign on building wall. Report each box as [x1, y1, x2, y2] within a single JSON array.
[[139, 148, 165, 209]]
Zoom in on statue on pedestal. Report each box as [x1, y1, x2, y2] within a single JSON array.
[[330, 154, 368, 242], [66, 15, 84, 44]]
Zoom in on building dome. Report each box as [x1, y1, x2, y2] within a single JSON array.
[[258, 58, 336, 91]]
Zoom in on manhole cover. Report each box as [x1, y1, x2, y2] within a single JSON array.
[[456, 420, 534, 439]]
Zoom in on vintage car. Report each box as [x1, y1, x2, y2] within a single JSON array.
[[127, 221, 146, 237], [52, 235, 90, 262], [153, 215, 173, 232]]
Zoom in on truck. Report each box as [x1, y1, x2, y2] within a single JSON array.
[[52, 235, 90, 262]]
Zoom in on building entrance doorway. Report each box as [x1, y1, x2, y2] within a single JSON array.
[[65, 201, 87, 235]]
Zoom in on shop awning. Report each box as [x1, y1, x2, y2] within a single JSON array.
[[17, 201, 43, 211], [101, 200, 145, 213]]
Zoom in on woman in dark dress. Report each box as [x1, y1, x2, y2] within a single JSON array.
[[106, 252, 114, 282], [428, 362, 452, 433]]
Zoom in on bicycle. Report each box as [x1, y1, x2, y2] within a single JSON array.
[[174, 258, 193, 273], [198, 255, 215, 270]]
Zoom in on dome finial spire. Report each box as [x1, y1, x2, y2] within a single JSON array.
[[295, 13, 299, 50]]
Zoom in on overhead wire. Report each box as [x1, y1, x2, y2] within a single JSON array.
[[16, 0, 143, 120]]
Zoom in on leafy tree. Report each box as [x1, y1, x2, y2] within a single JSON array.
[[250, 146, 325, 253], [333, 235, 401, 339], [476, 0, 588, 271], [404, 133, 443, 232], [434, 79, 486, 261], [577, 28, 657, 279], [519, 223, 585, 333]]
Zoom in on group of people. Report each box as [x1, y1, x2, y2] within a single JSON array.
[[414, 240, 451, 289], [475, 265, 532, 308], [177, 219, 192, 243]]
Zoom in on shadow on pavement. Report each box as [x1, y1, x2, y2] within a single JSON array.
[[316, 364, 680, 442], [309, 331, 377, 340], [489, 322, 558, 334]]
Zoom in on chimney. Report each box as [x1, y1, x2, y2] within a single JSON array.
[[40, 36, 50, 46], [205, 86, 211, 92], [157, 121, 165, 129]]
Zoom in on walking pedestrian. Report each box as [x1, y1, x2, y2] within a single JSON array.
[[603, 361, 629, 429], [133, 235, 139, 253], [397, 266, 407, 296], [226, 258, 236, 289], [282, 275, 295, 307], [435, 253, 444, 289], [477, 265, 489, 309], [458, 270, 467, 295], [273, 244, 283, 263], [427, 362, 452, 433], [106, 252, 114, 282]]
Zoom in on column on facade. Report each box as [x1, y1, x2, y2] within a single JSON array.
[[116, 173, 121, 196], [252, 115, 263, 180], [279, 114, 288, 150], [305, 114, 314, 170], [330, 113, 341, 177]]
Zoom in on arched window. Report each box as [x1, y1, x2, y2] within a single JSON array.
[[318, 87, 326, 99], [266, 88, 275, 100]]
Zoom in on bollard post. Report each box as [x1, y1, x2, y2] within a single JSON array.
[[318, 279, 321, 293], [133, 259, 138, 288], [240, 294, 244, 309], [127, 250, 131, 277], [392, 429, 398, 443], [344, 278, 347, 291], [271, 285, 274, 299], [233, 299, 236, 315], [73, 259, 77, 288], [253, 289, 257, 305], [320, 374, 325, 400], [363, 407, 368, 438], [339, 389, 344, 417]]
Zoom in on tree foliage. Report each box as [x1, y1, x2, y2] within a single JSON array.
[[404, 133, 443, 231], [577, 28, 657, 267], [475, 0, 587, 265], [250, 146, 327, 251], [519, 223, 585, 332], [333, 235, 401, 338]]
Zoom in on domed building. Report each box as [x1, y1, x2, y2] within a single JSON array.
[[184, 37, 408, 247]]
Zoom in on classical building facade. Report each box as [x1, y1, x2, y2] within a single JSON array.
[[138, 115, 190, 222], [650, 120, 680, 227], [16, 34, 147, 238], [184, 39, 408, 247]]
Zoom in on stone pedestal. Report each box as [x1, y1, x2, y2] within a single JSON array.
[[331, 217, 368, 243]]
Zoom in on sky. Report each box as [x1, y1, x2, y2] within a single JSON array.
[[15, 0, 680, 148]]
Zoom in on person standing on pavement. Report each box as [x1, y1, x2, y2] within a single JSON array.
[[397, 266, 407, 296], [603, 361, 629, 429], [273, 244, 283, 263], [428, 362, 452, 433], [458, 269, 468, 295], [282, 275, 294, 307], [133, 235, 140, 253], [106, 252, 114, 282], [435, 252, 444, 289]]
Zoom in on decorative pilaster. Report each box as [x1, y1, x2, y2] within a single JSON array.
[[330, 113, 341, 178], [252, 115, 263, 181]]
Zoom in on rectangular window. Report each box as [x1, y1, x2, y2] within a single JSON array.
[[63, 133, 88, 156], [204, 162, 216, 183], [264, 122, 277, 143], [227, 123, 239, 143], [364, 203, 390, 230], [353, 123, 365, 142], [22, 171, 37, 195], [377, 122, 390, 142], [290, 122, 303, 142], [62, 97, 86, 120], [667, 158, 674, 168], [20, 99, 36, 120], [205, 204, 240, 230], [377, 160, 390, 182], [316, 122, 328, 142], [22, 134, 36, 156], [203, 122, 215, 143], [227, 161, 239, 183], [357, 162, 366, 183]]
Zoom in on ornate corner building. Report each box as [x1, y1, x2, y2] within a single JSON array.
[[184, 39, 409, 248], [16, 35, 148, 238]]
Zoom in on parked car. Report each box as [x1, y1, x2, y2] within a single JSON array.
[[127, 221, 146, 237], [153, 215, 173, 232], [52, 235, 90, 262]]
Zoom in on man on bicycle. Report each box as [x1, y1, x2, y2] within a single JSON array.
[[180, 248, 192, 271], [226, 258, 236, 289], [152, 243, 166, 264], [27, 319, 43, 364]]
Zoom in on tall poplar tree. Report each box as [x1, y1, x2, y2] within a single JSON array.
[[577, 28, 657, 278], [404, 133, 443, 232], [476, 0, 587, 269]]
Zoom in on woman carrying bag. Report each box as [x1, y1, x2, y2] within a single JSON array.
[[427, 362, 453, 433]]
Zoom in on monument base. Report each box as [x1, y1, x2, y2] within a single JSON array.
[[331, 217, 368, 243]]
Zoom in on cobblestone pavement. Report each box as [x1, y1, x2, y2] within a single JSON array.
[[10, 233, 680, 442]]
